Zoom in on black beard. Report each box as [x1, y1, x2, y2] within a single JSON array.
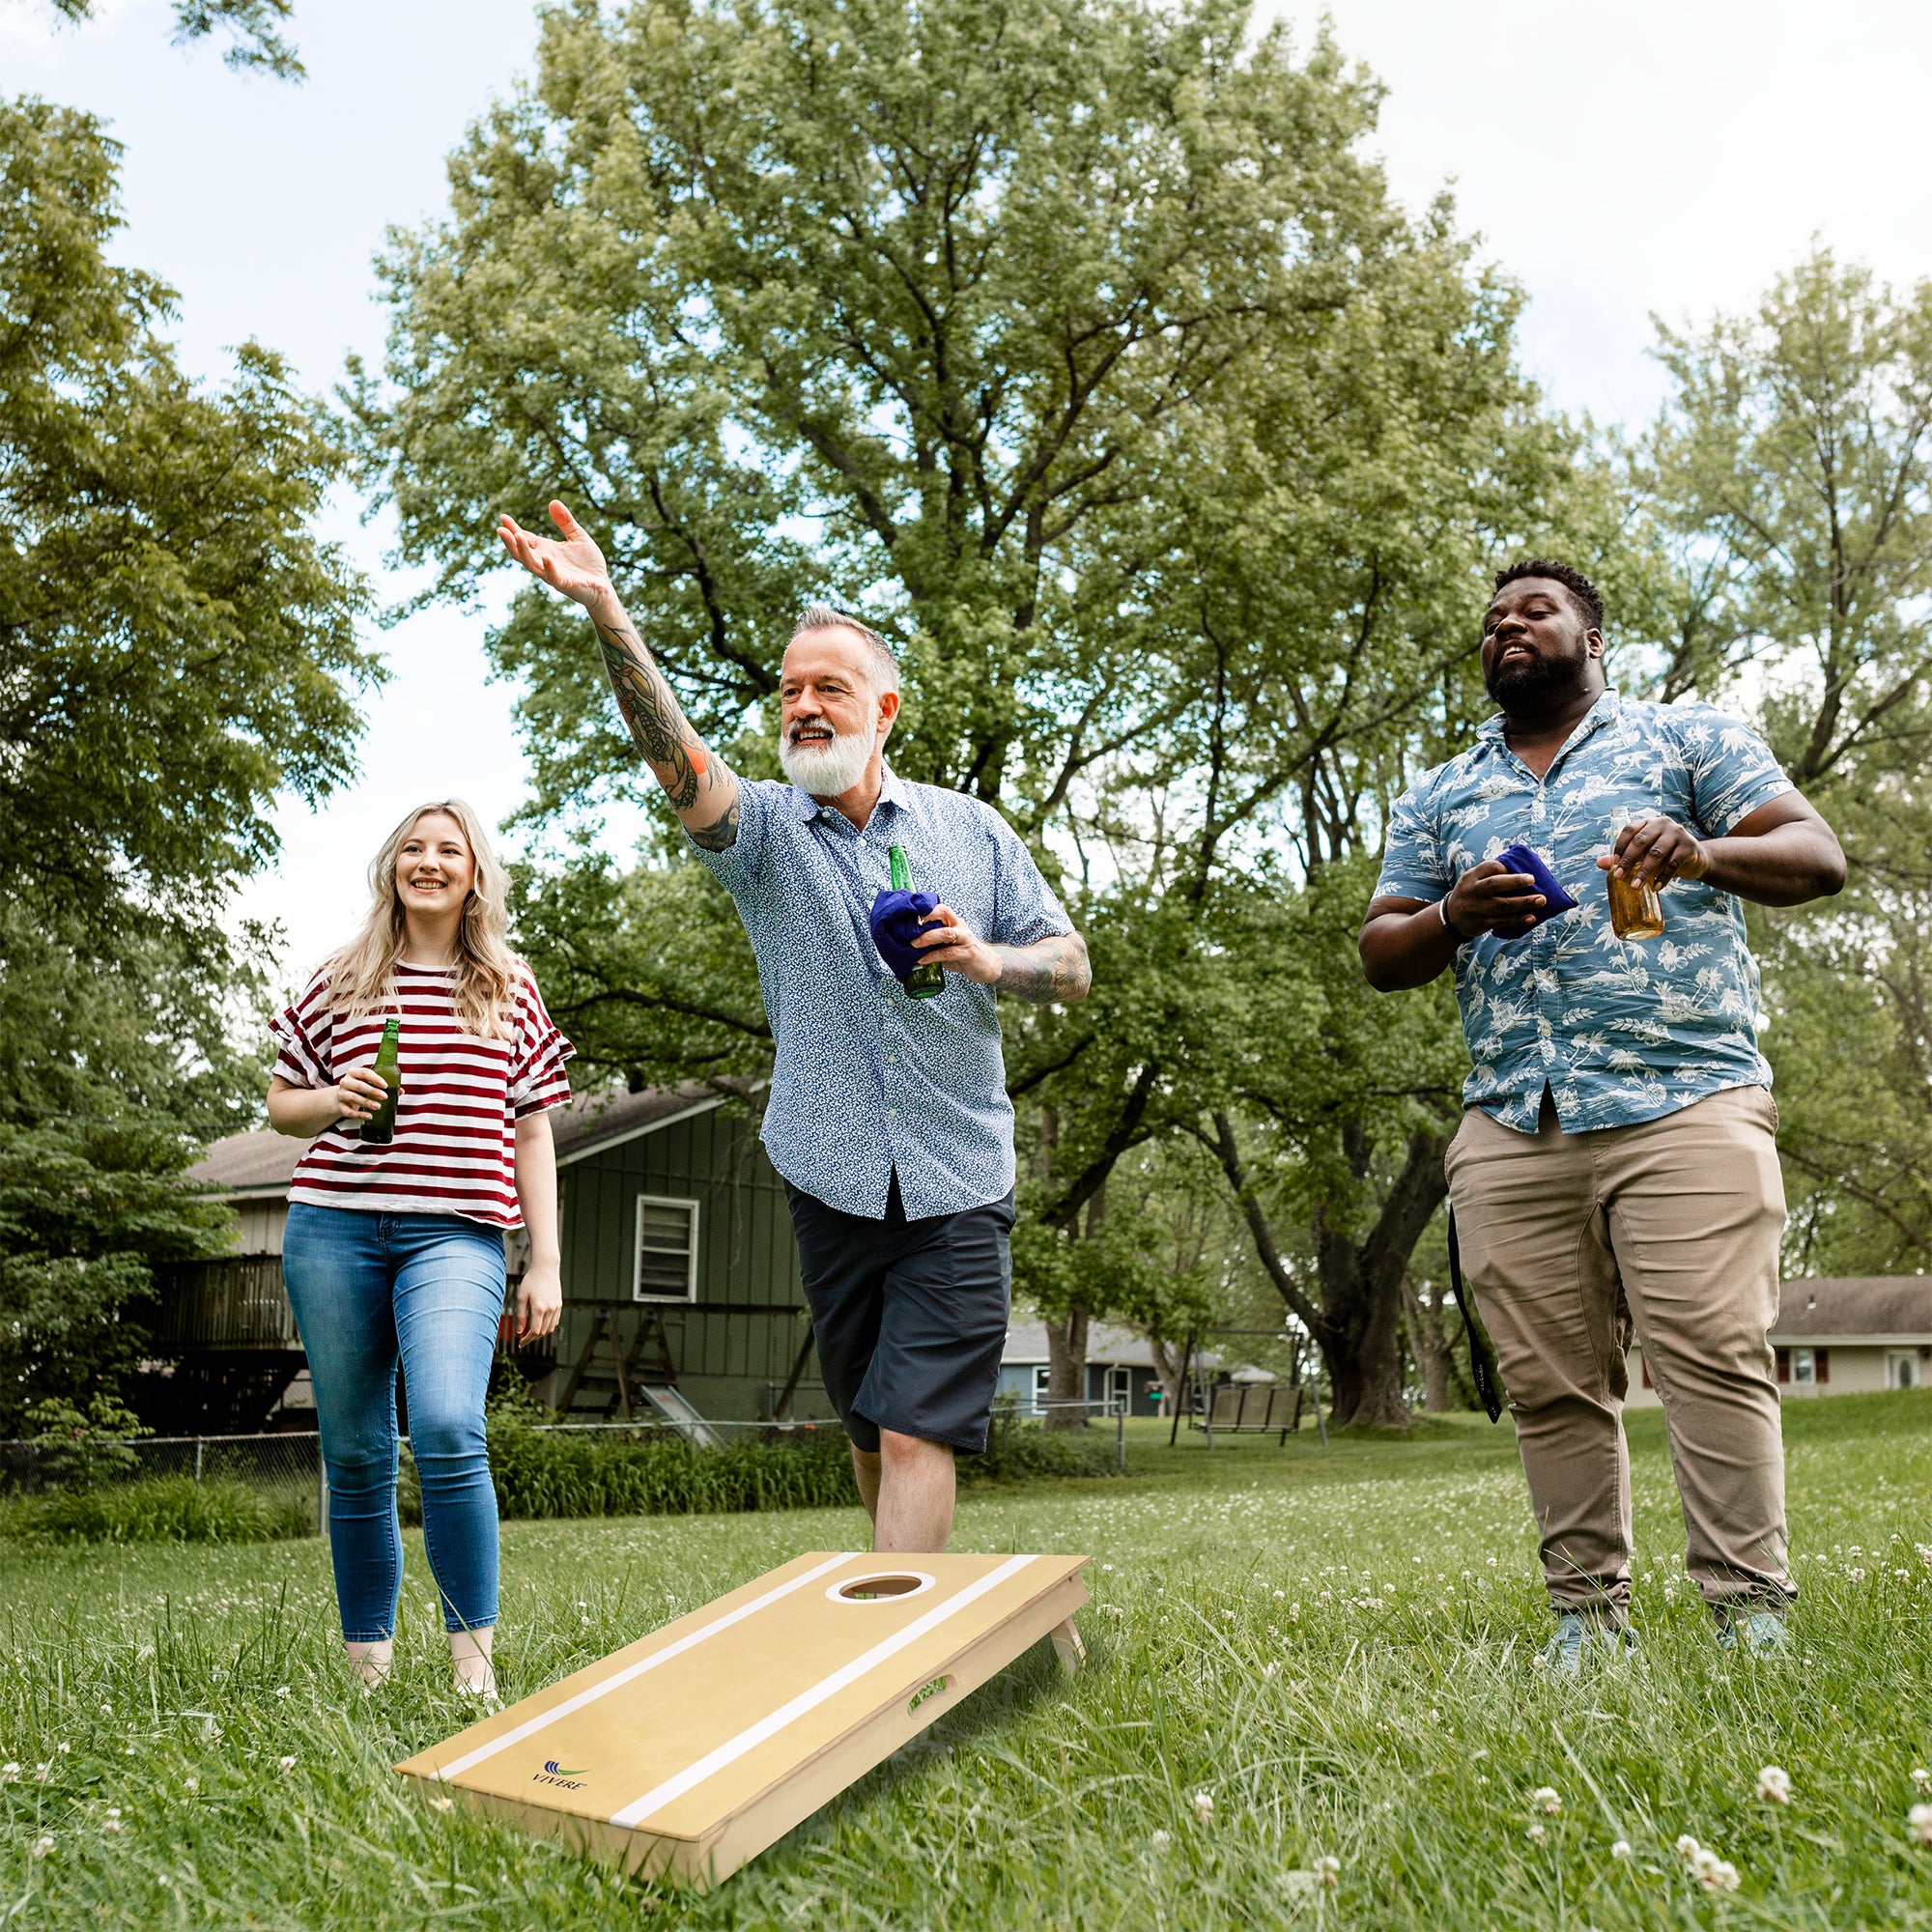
[[1485, 649, 1590, 710]]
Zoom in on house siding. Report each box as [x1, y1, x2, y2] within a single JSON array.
[[1625, 1342, 1932, 1406], [556, 1106, 814, 1421]]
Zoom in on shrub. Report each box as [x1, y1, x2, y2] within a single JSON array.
[[0, 1474, 309, 1543], [969, 1406, 1119, 1485], [19, 1393, 149, 1488], [487, 1418, 860, 1522]]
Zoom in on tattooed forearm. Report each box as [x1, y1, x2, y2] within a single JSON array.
[[687, 798, 741, 852], [993, 933, 1093, 1005], [591, 611, 739, 846]]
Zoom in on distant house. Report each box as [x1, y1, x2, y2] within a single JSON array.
[[156, 1087, 820, 1433], [994, 1321, 1273, 1419], [1626, 1276, 1932, 1406]]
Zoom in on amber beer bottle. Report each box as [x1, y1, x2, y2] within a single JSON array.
[[887, 844, 946, 999], [1607, 811, 1665, 941], [356, 1017, 403, 1143]]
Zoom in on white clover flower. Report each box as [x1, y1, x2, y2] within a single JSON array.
[[56, 1743, 69, 1755], [182, 1776, 199, 1797], [1756, 1766, 1791, 1804], [101, 1807, 122, 1834], [1611, 1839, 1633, 1860], [1909, 1804, 1932, 1846], [1315, 1855, 1340, 1889], [1915, 1769, 1932, 1796], [1692, 1849, 1741, 1892], [1262, 1662, 1279, 1680], [1675, 1834, 1701, 1861], [0, 1762, 17, 1784], [278, 1755, 297, 1774], [34, 1761, 51, 1783], [1527, 1823, 1548, 1846], [428, 1795, 453, 1813], [1151, 1829, 1171, 1854], [30, 1833, 53, 1860], [1193, 1790, 1215, 1825], [275, 1686, 291, 1700], [1531, 1787, 1562, 1816]]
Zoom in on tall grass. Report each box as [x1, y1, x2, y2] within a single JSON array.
[[4, 1393, 1930, 1927], [0, 1475, 310, 1544]]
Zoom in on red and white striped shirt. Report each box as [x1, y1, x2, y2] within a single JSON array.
[[270, 961, 574, 1229]]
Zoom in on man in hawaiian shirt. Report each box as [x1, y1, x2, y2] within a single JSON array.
[[498, 501, 1091, 1554], [1360, 559, 1845, 1667]]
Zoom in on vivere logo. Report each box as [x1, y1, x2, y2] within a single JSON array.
[[531, 1758, 590, 1791]]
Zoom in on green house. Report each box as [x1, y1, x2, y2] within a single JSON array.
[[172, 1086, 824, 1432], [540, 1086, 823, 1425]]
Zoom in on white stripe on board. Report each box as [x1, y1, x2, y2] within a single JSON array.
[[433, 1552, 857, 1783], [609, 1553, 1038, 1831]]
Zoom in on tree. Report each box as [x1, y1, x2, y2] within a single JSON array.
[[353, 0, 1600, 1427], [3, 97, 374, 961], [1642, 251, 1932, 1273], [41, 0, 301, 78], [0, 98, 372, 1412]]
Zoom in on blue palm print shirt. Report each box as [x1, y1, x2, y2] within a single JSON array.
[[692, 766, 1073, 1217], [1373, 691, 1795, 1134]]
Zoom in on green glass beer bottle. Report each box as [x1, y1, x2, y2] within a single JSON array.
[[888, 844, 946, 999], [357, 1017, 403, 1143]]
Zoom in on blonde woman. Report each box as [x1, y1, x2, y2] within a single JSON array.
[[267, 801, 572, 1696]]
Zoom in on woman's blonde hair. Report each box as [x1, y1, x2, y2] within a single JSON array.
[[327, 800, 521, 1038]]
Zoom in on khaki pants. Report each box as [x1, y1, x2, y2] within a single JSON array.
[[1444, 1085, 1795, 1620]]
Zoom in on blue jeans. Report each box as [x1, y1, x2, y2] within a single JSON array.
[[281, 1204, 505, 1639]]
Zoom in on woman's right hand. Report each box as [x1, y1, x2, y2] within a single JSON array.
[[332, 1065, 389, 1125]]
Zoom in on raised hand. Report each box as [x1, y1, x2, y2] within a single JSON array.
[[497, 500, 614, 610]]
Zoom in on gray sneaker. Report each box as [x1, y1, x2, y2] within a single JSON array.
[[1537, 1611, 1640, 1675], [1716, 1609, 1791, 1658]]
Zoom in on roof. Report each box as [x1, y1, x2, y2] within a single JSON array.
[[1767, 1276, 1932, 1344], [185, 1084, 725, 1200], [1001, 1320, 1269, 1377]]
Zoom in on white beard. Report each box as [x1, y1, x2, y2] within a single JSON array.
[[780, 724, 874, 799]]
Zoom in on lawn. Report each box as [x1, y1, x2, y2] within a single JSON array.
[[6, 1393, 1932, 1927]]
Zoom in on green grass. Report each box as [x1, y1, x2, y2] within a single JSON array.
[[0, 1476, 312, 1546], [6, 1393, 1932, 1926]]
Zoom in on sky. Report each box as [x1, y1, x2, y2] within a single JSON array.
[[7, 0, 1931, 990]]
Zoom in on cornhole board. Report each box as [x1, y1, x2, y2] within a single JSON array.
[[396, 1549, 1088, 1888]]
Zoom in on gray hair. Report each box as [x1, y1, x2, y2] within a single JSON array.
[[791, 603, 900, 696]]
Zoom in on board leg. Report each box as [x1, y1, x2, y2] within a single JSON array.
[[1049, 1617, 1086, 1678]]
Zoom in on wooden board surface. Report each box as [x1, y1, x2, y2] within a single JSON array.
[[396, 1549, 1089, 1886]]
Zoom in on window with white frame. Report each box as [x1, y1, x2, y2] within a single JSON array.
[[633, 1195, 700, 1303], [1031, 1366, 1052, 1414], [1106, 1365, 1131, 1413], [1791, 1348, 1816, 1385], [1887, 1350, 1921, 1390]]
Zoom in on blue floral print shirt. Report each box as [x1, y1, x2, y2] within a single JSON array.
[[691, 766, 1073, 1217], [1374, 691, 1795, 1134]]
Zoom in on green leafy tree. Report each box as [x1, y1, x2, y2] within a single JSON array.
[[42, 0, 301, 77], [1642, 252, 1932, 1273], [352, 0, 1605, 1427], [0, 98, 371, 1413]]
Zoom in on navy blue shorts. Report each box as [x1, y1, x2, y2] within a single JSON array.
[[784, 1172, 1014, 1455]]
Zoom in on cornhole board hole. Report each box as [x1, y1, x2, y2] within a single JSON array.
[[396, 1549, 1089, 1888]]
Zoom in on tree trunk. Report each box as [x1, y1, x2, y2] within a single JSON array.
[[1404, 1284, 1454, 1412], [1148, 1332, 1185, 1410], [1207, 1112, 1449, 1433], [1043, 1304, 1090, 1430]]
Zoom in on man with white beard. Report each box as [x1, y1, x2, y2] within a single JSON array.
[[498, 501, 1091, 1552]]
